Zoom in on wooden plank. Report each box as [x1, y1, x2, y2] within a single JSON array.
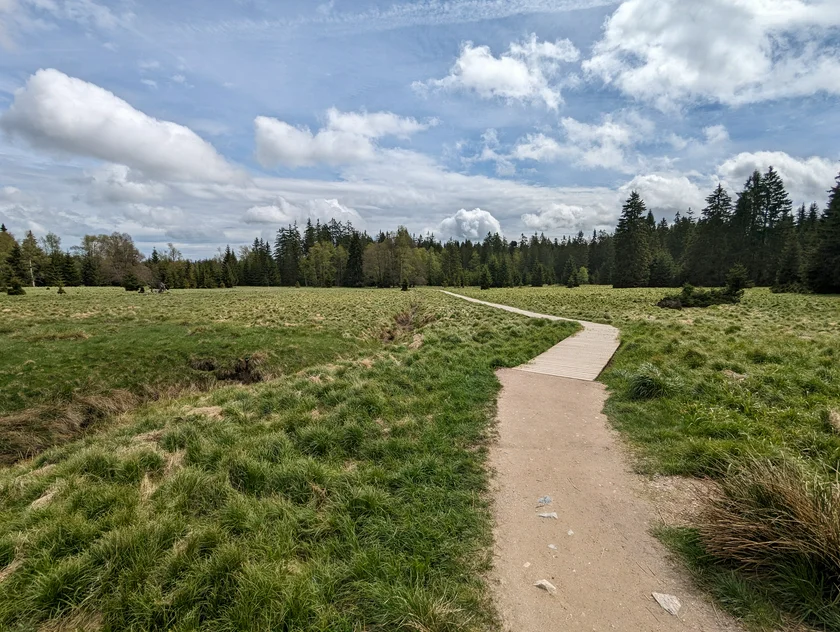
[[441, 291, 620, 381]]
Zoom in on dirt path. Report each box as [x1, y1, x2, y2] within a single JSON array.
[[443, 292, 740, 631]]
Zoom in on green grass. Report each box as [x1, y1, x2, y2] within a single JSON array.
[[0, 287, 412, 463], [458, 285, 840, 629], [0, 288, 578, 631]]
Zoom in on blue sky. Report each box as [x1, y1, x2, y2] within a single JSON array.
[[0, 0, 839, 255]]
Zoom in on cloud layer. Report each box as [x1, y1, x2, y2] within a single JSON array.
[[584, 0, 840, 108], [255, 109, 434, 168], [1, 69, 240, 183]]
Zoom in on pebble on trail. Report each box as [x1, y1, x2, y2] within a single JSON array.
[[538, 512, 558, 519], [652, 593, 682, 616], [534, 579, 557, 595], [537, 495, 552, 507]]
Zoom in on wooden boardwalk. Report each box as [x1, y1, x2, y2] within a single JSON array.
[[441, 291, 620, 381]]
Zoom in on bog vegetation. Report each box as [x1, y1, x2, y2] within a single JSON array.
[[0, 287, 577, 631]]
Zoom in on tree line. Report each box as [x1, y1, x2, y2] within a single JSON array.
[[1, 168, 838, 295]]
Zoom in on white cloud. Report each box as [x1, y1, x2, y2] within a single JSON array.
[[619, 173, 705, 213], [512, 133, 563, 162], [0, 69, 242, 183], [704, 125, 729, 144], [255, 108, 434, 168], [521, 202, 585, 231], [511, 112, 653, 171], [325, 108, 433, 139], [584, 0, 840, 108], [717, 151, 839, 205], [141, 78, 157, 89], [415, 34, 579, 110], [86, 164, 169, 204], [244, 197, 362, 226], [435, 208, 503, 241]]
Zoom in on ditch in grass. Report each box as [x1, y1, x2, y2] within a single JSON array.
[[458, 286, 840, 630], [0, 287, 417, 464], [0, 291, 578, 631]]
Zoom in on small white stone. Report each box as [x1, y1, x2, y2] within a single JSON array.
[[538, 512, 558, 519], [652, 593, 681, 616], [534, 579, 557, 595], [567, 529, 574, 536], [548, 544, 558, 550], [523, 562, 531, 568]]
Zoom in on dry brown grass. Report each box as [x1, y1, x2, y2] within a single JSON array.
[[828, 409, 840, 435], [0, 390, 138, 465], [38, 610, 102, 632], [0, 559, 22, 584], [699, 457, 840, 581]]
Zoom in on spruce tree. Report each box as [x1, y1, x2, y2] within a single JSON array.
[[774, 232, 804, 291], [479, 265, 493, 290], [346, 232, 364, 287], [807, 173, 840, 293], [684, 183, 733, 286], [613, 192, 653, 288]]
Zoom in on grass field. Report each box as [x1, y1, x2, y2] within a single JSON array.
[[0, 287, 578, 631], [460, 286, 840, 630], [0, 287, 399, 463]]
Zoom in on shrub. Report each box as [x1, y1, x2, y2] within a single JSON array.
[[626, 363, 675, 400], [122, 273, 142, 292], [699, 458, 840, 628], [6, 278, 25, 295]]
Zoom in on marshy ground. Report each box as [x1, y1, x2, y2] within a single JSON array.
[[1, 286, 838, 631]]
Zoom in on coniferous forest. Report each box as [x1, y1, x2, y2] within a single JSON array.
[[2, 167, 839, 294]]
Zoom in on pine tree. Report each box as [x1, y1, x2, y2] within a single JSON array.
[[649, 250, 677, 287], [479, 265, 493, 290], [613, 192, 653, 287], [807, 173, 840, 293], [62, 253, 82, 286], [684, 183, 733, 285], [346, 232, 364, 287], [773, 232, 804, 291]]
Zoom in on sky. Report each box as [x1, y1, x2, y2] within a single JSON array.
[[0, 0, 839, 257]]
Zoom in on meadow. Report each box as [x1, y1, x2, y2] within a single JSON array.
[[0, 287, 578, 631], [460, 286, 840, 630], [0, 287, 394, 464]]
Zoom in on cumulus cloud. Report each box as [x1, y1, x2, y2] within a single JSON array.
[[255, 108, 434, 168], [619, 173, 706, 212], [717, 151, 839, 205], [415, 34, 579, 109], [584, 0, 840, 108], [243, 196, 363, 226], [511, 112, 653, 171], [435, 208, 503, 241], [521, 202, 586, 231], [0, 69, 241, 183]]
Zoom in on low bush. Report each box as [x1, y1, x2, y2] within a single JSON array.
[[626, 363, 677, 400], [698, 457, 840, 629]]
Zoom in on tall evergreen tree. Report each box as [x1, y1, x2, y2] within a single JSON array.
[[684, 183, 733, 285], [346, 232, 364, 287], [807, 173, 840, 293], [613, 192, 653, 288]]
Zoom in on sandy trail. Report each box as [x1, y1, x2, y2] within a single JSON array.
[[442, 292, 739, 631]]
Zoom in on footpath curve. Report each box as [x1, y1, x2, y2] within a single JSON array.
[[442, 291, 739, 632], [440, 290, 619, 381]]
